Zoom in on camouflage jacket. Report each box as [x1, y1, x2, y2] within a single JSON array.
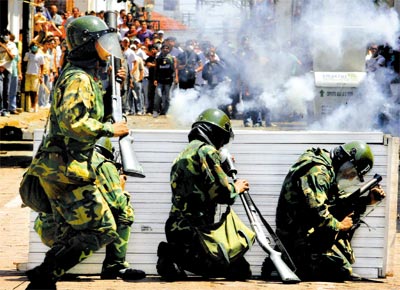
[[29, 63, 114, 183], [169, 140, 237, 227], [275, 147, 342, 252]]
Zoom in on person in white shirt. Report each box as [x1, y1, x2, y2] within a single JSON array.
[[0, 31, 18, 116], [121, 38, 137, 114], [23, 42, 44, 112]]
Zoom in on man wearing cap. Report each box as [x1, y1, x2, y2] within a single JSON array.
[[157, 30, 165, 43], [133, 38, 148, 60]]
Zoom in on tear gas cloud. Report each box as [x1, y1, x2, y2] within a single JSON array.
[[167, 1, 399, 135]]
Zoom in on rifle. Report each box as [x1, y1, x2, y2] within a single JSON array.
[[105, 11, 145, 178], [220, 149, 301, 284], [331, 173, 383, 239]]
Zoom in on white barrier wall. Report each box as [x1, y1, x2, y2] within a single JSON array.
[[28, 130, 399, 278]]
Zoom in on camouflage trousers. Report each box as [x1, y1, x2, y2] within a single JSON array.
[[294, 237, 355, 281], [164, 216, 249, 278], [34, 156, 135, 279]]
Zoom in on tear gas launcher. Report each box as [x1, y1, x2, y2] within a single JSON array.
[[219, 148, 301, 284], [331, 173, 383, 239], [105, 11, 145, 178]]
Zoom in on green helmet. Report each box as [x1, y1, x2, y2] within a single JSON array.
[[95, 137, 114, 160], [66, 16, 122, 61], [189, 108, 234, 148], [332, 141, 374, 181], [193, 108, 233, 138]]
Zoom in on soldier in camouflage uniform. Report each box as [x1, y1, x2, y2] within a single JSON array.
[[271, 141, 385, 281], [156, 108, 252, 281], [33, 137, 145, 281], [24, 16, 144, 289]]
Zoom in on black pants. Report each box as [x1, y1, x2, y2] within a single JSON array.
[[0, 70, 10, 111]]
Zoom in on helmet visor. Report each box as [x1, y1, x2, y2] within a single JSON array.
[[336, 161, 361, 193], [96, 32, 123, 60]]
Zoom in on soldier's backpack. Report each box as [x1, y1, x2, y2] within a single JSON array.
[[195, 206, 255, 266]]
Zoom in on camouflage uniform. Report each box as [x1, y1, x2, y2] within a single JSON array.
[[275, 147, 357, 281], [33, 155, 135, 273], [164, 139, 239, 277], [27, 62, 120, 281]]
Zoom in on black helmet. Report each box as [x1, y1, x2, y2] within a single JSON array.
[[189, 108, 234, 149], [332, 141, 374, 182], [66, 16, 123, 62]]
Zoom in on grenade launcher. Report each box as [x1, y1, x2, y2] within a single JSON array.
[[105, 11, 145, 178], [219, 148, 300, 283]]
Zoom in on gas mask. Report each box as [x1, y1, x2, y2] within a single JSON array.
[[336, 161, 361, 193]]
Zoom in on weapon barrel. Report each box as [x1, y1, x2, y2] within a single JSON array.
[[109, 54, 145, 178], [359, 174, 382, 195], [239, 191, 301, 283], [119, 133, 145, 178]]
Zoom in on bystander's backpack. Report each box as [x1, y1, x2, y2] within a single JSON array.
[[156, 54, 175, 83]]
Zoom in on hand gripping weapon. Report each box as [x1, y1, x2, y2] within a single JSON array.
[[105, 11, 145, 178], [220, 148, 301, 283], [331, 173, 383, 240]]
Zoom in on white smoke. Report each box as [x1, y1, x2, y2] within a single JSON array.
[[167, 0, 399, 134], [302, 1, 400, 134], [169, 80, 234, 126], [311, 74, 387, 131]]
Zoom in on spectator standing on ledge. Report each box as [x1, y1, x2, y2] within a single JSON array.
[[23, 42, 44, 113], [0, 30, 18, 116]]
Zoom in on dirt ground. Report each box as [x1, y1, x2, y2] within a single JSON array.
[[0, 109, 399, 289]]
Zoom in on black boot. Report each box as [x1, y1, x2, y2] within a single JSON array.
[[25, 266, 57, 290], [100, 224, 146, 280], [156, 241, 186, 281], [226, 257, 252, 281], [101, 266, 146, 280], [26, 240, 94, 289]]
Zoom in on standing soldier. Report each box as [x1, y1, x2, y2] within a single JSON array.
[[156, 108, 252, 281], [271, 141, 385, 281], [23, 16, 145, 289]]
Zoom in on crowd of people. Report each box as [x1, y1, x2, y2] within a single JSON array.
[[0, 3, 304, 127]]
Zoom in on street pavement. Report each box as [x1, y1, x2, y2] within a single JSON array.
[[0, 110, 399, 289]]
